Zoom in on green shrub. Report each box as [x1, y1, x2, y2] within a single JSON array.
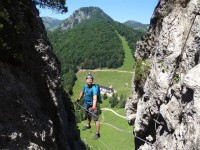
[[173, 73, 180, 83], [134, 58, 151, 95], [160, 5, 173, 19], [109, 93, 118, 108], [135, 58, 151, 83], [103, 93, 108, 100]]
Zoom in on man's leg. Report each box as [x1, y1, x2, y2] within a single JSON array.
[[82, 110, 91, 130], [87, 114, 91, 126], [92, 109, 100, 139], [95, 120, 100, 134]]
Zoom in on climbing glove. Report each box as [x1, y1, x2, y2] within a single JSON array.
[[76, 99, 80, 103], [91, 107, 96, 111]]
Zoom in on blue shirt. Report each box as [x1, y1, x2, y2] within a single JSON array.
[[82, 84, 98, 105]]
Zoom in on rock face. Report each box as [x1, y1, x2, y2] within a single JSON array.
[[125, 0, 200, 149], [0, 0, 85, 149]]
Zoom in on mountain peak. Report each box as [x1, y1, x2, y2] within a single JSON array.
[[60, 7, 113, 31]]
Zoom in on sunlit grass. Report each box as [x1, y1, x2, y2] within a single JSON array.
[[117, 35, 135, 71], [78, 110, 135, 150]]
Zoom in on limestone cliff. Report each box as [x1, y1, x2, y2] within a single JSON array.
[[0, 0, 85, 149], [125, 0, 200, 149]]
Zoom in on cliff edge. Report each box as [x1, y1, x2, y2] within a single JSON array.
[[0, 0, 85, 149], [126, 0, 200, 149]]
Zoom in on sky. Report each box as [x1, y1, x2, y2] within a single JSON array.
[[37, 0, 158, 24]]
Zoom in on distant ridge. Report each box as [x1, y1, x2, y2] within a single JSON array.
[[41, 17, 63, 31], [124, 20, 149, 31]]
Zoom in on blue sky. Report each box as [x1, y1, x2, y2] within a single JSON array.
[[37, 0, 158, 24]]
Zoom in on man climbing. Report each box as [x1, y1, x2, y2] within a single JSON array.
[[77, 73, 100, 139]]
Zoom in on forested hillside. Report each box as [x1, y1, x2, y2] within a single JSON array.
[[47, 7, 146, 94], [49, 20, 124, 70]]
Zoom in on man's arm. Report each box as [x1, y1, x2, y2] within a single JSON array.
[[92, 95, 97, 110], [77, 91, 84, 102]]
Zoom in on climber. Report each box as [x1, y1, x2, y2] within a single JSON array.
[[77, 73, 100, 139]]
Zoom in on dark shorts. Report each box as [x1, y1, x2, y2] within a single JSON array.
[[85, 105, 98, 121]]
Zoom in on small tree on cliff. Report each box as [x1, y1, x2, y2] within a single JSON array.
[[34, 0, 68, 13]]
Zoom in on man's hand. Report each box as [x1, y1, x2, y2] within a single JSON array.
[[76, 99, 80, 103], [91, 107, 96, 111]]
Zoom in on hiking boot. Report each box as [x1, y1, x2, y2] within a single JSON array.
[[93, 133, 100, 139], [82, 125, 91, 131]]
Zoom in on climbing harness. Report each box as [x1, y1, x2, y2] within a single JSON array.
[[75, 101, 98, 118]]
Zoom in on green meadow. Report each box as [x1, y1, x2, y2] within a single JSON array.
[[72, 35, 135, 150]]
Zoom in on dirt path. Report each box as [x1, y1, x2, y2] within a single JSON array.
[[78, 69, 133, 74], [100, 108, 132, 133], [101, 108, 126, 119]]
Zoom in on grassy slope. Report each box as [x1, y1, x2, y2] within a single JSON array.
[[117, 35, 135, 71], [72, 34, 135, 150], [78, 111, 135, 150]]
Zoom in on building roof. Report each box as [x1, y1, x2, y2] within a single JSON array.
[[100, 86, 114, 92]]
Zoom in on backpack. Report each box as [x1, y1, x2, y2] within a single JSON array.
[[93, 84, 102, 103]]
